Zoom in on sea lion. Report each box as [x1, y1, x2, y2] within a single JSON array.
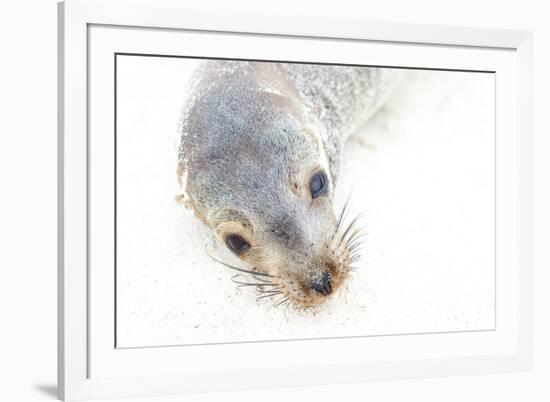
[[177, 60, 400, 308]]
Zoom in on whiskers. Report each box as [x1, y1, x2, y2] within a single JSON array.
[[205, 250, 288, 307], [333, 194, 366, 270], [204, 194, 366, 310], [231, 275, 290, 307], [206, 251, 273, 278]]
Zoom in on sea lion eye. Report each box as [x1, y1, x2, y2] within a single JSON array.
[[310, 171, 328, 198], [225, 234, 251, 254]]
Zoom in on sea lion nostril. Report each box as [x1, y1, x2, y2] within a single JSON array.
[[310, 271, 332, 295]]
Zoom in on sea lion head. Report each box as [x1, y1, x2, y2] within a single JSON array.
[[177, 62, 361, 308]]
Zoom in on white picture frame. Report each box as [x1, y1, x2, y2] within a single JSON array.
[[58, 0, 533, 400]]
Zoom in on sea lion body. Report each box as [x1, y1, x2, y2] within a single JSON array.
[[177, 60, 400, 307]]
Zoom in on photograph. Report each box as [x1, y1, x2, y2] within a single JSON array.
[[115, 56, 496, 348], [1, 0, 544, 400]]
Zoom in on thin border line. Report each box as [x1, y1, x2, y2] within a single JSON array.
[[117, 328, 496, 350], [114, 53, 118, 349], [113, 53, 497, 350], [116, 51, 495, 74]]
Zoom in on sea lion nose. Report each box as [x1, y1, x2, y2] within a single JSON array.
[[310, 271, 332, 295]]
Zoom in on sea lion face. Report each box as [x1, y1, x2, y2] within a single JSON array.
[[179, 72, 358, 307]]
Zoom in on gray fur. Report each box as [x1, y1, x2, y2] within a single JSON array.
[[177, 60, 400, 306]]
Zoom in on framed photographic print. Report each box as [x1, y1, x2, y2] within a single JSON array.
[[58, 0, 533, 400]]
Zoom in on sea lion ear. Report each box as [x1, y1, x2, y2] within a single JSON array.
[[175, 194, 186, 204], [175, 164, 191, 206], [175, 165, 209, 224]]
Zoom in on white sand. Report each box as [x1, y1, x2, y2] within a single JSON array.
[[116, 56, 495, 348]]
